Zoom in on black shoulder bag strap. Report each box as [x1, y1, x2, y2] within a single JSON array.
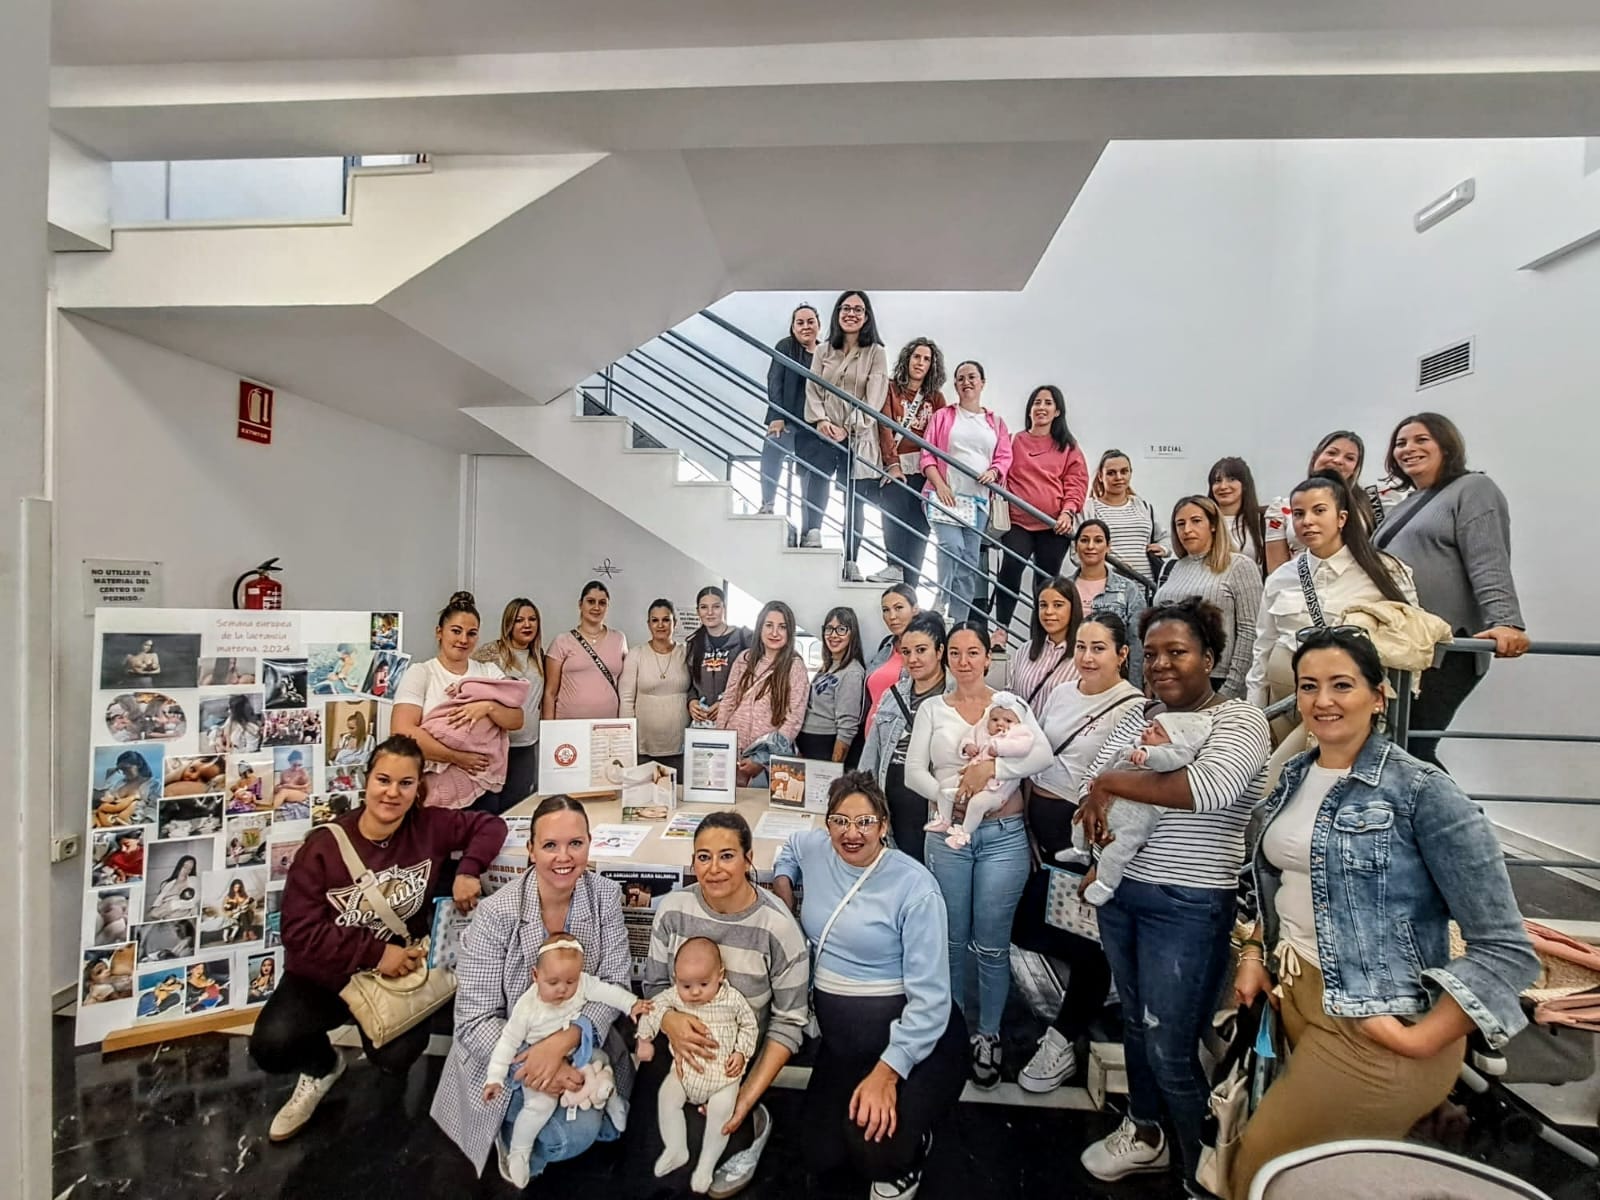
[[570, 629, 620, 696], [1373, 482, 1452, 550], [1051, 693, 1143, 757], [1295, 554, 1328, 629], [890, 684, 914, 724], [1024, 646, 1072, 709]]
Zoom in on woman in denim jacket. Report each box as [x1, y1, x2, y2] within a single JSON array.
[[1229, 627, 1538, 1199]]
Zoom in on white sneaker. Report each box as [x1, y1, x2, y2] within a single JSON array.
[[268, 1054, 346, 1141], [507, 1147, 534, 1189], [800, 530, 823, 548], [1083, 879, 1115, 907], [1054, 847, 1091, 864], [1080, 1117, 1170, 1181], [869, 1130, 931, 1198], [707, 1104, 771, 1199], [1018, 1027, 1077, 1093], [843, 562, 865, 581], [865, 566, 904, 584]]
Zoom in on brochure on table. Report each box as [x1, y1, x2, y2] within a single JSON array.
[[768, 755, 841, 814], [682, 729, 738, 806], [538, 718, 638, 796], [75, 607, 402, 1046]]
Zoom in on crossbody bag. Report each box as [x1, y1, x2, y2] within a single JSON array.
[[325, 823, 457, 1047], [805, 847, 887, 1037], [570, 629, 620, 697]]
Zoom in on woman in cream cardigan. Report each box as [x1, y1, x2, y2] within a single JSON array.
[[620, 598, 691, 774], [798, 290, 889, 581]]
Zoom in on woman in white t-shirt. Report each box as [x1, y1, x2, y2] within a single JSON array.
[[391, 592, 519, 794], [472, 597, 546, 813], [1078, 450, 1167, 589]]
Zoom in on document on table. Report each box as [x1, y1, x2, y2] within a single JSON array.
[[753, 809, 816, 842]]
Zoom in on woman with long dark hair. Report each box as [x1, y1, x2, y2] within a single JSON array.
[[993, 385, 1088, 648], [859, 611, 950, 863], [620, 599, 692, 775], [799, 291, 889, 580], [870, 337, 948, 586], [865, 584, 919, 729], [1005, 574, 1085, 714], [760, 303, 821, 516], [798, 606, 868, 765], [1265, 430, 1387, 572], [1066, 518, 1148, 686], [684, 586, 754, 728], [1207, 456, 1268, 576], [1377, 412, 1527, 767], [717, 600, 809, 785]]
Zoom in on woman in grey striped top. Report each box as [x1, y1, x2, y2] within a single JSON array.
[[639, 812, 810, 1197], [1073, 599, 1270, 1193], [1152, 495, 1263, 699]]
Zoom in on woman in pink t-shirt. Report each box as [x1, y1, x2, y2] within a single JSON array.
[[864, 583, 918, 733], [542, 581, 628, 721]]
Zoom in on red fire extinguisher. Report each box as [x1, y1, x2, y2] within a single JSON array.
[[233, 558, 285, 610]]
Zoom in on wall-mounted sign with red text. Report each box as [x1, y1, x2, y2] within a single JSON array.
[[238, 381, 274, 445]]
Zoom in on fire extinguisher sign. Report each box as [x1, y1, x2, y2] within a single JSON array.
[[238, 380, 274, 445]]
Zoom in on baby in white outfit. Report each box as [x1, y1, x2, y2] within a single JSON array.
[[926, 692, 1038, 849], [634, 937, 759, 1194], [481, 933, 639, 1187], [1060, 710, 1214, 905]]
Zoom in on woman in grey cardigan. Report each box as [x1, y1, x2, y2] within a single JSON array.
[[1151, 496, 1263, 700], [797, 606, 868, 766], [858, 611, 952, 863], [1377, 412, 1527, 767]]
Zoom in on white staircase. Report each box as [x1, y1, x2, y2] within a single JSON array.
[[465, 402, 888, 639]]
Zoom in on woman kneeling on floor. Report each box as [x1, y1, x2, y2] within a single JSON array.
[[771, 772, 967, 1200], [1226, 627, 1538, 1198], [251, 735, 505, 1141]]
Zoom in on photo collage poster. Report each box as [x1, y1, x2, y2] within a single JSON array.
[[75, 608, 405, 1046]]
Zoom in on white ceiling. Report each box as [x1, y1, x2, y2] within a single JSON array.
[[51, 0, 1600, 65]]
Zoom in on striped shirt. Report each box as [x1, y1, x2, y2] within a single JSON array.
[[643, 884, 810, 1054], [1152, 553, 1264, 700], [1081, 494, 1167, 571], [1078, 699, 1270, 889], [1005, 640, 1080, 712]]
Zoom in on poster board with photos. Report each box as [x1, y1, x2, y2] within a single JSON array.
[[76, 607, 401, 1047]]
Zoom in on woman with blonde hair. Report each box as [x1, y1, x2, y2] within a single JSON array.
[[474, 597, 545, 811], [1151, 496, 1262, 699]]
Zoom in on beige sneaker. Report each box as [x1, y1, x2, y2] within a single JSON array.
[[268, 1054, 346, 1142]]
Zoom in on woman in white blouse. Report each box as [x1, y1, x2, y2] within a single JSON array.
[[1248, 473, 1415, 733], [620, 599, 691, 774], [904, 620, 1051, 1089]]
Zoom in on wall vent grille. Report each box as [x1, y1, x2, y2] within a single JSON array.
[[1417, 339, 1474, 390]]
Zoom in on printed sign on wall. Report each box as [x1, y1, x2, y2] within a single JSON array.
[[238, 380, 274, 445]]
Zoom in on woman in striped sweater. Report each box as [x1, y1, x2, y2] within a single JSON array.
[[1073, 599, 1270, 1194], [639, 812, 810, 1198], [1151, 495, 1263, 699]]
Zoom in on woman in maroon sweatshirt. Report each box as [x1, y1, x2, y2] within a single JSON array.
[[250, 734, 506, 1142]]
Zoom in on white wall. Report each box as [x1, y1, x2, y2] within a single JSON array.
[[468, 454, 713, 648], [51, 316, 465, 988], [710, 138, 1600, 860]]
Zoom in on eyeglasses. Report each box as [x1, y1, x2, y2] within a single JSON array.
[[822, 625, 850, 636], [838, 305, 866, 317], [825, 814, 882, 831], [1295, 624, 1370, 642]]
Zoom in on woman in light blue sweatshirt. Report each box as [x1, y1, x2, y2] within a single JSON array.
[[771, 771, 966, 1200]]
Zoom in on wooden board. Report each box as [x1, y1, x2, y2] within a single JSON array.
[[101, 1007, 257, 1054]]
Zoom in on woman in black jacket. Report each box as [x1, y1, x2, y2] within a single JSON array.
[[760, 304, 820, 515]]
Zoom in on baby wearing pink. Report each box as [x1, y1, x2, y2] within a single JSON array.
[[926, 691, 1038, 849]]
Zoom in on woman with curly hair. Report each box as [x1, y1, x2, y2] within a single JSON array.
[[869, 336, 948, 587]]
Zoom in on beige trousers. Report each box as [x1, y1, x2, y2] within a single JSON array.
[[1226, 961, 1465, 1200]]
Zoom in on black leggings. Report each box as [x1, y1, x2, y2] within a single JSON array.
[[249, 969, 432, 1079], [804, 991, 968, 1182], [1009, 790, 1113, 1039], [993, 525, 1074, 628], [1407, 649, 1486, 769], [885, 761, 928, 865]]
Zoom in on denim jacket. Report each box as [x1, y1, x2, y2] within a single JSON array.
[[1247, 734, 1538, 1047], [1072, 569, 1147, 687], [859, 673, 955, 791]]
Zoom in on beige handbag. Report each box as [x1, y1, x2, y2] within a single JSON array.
[[325, 823, 457, 1047]]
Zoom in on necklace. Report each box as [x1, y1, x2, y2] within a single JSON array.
[[648, 645, 674, 679]]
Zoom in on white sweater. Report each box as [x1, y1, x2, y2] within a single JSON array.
[[903, 693, 1053, 804], [485, 972, 639, 1088]]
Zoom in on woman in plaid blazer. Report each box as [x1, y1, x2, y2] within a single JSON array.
[[431, 795, 632, 1181]]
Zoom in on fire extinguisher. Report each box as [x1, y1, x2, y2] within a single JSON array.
[[233, 558, 284, 610]]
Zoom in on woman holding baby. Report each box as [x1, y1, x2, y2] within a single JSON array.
[[1071, 598, 1270, 1194], [903, 619, 1052, 1089]]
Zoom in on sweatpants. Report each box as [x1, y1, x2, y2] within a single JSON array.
[[1226, 960, 1465, 1200]]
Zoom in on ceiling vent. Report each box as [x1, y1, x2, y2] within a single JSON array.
[[1417, 338, 1473, 390]]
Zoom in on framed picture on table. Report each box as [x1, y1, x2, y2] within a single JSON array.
[[682, 729, 737, 807]]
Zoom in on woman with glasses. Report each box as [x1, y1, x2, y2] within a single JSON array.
[[905, 620, 1052, 1088], [1248, 474, 1414, 741], [771, 772, 966, 1200], [798, 607, 868, 765], [1228, 627, 1536, 1198], [799, 291, 889, 581]]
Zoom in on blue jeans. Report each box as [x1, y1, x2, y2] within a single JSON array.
[[923, 813, 1031, 1037], [501, 1087, 620, 1179], [1096, 878, 1235, 1184], [931, 509, 985, 623]]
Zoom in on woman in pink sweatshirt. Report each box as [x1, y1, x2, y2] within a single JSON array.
[[920, 361, 1013, 624], [991, 385, 1088, 649], [716, 600, 809, 785]]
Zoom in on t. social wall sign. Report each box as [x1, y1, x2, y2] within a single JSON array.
[[237, 380, 274, 445]]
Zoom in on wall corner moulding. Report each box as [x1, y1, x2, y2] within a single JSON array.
[[1414, 179, 1475, 233]]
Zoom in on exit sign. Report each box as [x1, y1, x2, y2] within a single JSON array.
[[238, 380, 274, 445], [1145, 442, 1186, 459]]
